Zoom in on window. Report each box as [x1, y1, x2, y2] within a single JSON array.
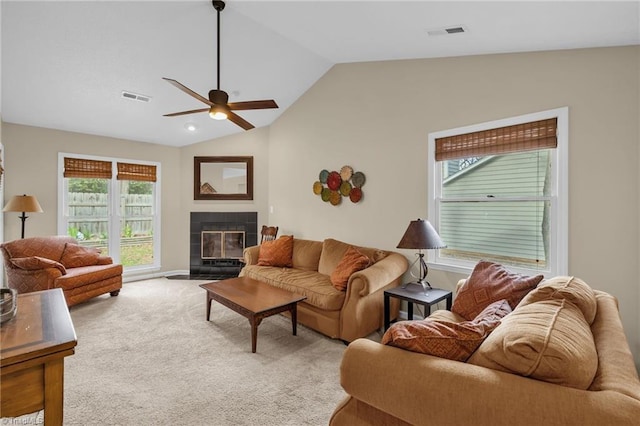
[[58, 154, 161, 273], [428, 108, 568, 277]]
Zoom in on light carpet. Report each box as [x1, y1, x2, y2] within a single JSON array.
[[60, 278, 363, 425]]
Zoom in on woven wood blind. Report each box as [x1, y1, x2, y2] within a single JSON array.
[[435, 118, 557, 161], [117, 162, 157, 182], [64, 157, 112, 179]]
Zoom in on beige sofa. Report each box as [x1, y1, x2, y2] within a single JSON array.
[[240, 237, 408, 342], [330, 276, 640, 425], [1, 236, 123, 307]]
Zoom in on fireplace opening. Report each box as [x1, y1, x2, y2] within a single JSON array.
[[201, 231, 245, 259]]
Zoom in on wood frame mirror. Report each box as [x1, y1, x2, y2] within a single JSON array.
[[194, 156, 254, 200]]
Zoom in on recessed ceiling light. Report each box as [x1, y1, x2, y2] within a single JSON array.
[[184, 122, 198, 132]]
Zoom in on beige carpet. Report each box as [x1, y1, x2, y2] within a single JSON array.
[[61, 278, 357, 425]]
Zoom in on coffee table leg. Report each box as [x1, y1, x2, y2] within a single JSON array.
[[206, 293, 212, 321], [291, 304, 298, 336], [250, 316, 262, 353]]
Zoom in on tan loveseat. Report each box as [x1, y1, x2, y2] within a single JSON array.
[[330, 275, 640, 425], [1, 236, 123, 307], [240, 237, 409, 342]]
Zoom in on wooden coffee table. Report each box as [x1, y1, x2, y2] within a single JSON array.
[[200, 276, 306, 353]]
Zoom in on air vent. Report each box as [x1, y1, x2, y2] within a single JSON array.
[[427, 25, 467, 36], [121, 91, 151, 103]]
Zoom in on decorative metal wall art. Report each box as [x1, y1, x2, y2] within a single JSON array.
[[313, 165, 365, 205]]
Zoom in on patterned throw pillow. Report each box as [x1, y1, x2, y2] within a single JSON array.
[[257, 235, 294, 267], [329, 246, 371, 291], [11, 256, 67, 274], [451, 261, 543, 321], [381, 299, 511, 361], [59, 243, 101, 268]]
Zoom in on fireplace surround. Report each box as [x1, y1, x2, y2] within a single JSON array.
[[189, 212, 257, 279]]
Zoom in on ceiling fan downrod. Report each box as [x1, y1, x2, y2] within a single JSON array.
[[212, 1, 225, 92]]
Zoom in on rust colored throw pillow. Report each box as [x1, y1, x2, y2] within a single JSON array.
[[452, 261, 543, 321], [257, 235, 294, 267], [11, 256, 67, 275], [59, 243, 101, 268], [381, 299, 510, 362], [330, 246, 371, 291]]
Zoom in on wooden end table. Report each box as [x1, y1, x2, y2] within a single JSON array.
[[384, 284, 453, 331], [1, 288, 77, 425], [200, 277, 306, 353]]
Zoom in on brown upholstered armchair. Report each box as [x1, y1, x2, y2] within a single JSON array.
[[1, 236, 122, 306]]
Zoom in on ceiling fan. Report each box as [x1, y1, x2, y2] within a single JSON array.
[[163, 0, 278, 130]]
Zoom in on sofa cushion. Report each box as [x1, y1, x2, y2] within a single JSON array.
[[2, 235, 76, 262], [381, 299, 511, 361], [451, 261, 543, 320], [518, 276, 597, 324], [55, 263, 123, 290], [240, 265, 346, 311], [59, 243, 101, 268], [257, 235, 294, 267], [468, 298, 598, 390], [318, 238, 386, 276], [11, 256, 67, 275], [330, 246, 371, 291], [292, 239, 323, 271]]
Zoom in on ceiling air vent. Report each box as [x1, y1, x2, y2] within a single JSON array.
[[427, 25, 467, 36], [121, 91, 151, 103]]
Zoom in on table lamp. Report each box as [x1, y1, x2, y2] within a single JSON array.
[[397, 219, 446, 293], [3, 194, 44, 239]]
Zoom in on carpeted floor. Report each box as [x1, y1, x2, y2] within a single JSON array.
[[58, 278, 361, 425]]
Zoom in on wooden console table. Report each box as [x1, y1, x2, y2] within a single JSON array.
[[1, 288, 77, 425]]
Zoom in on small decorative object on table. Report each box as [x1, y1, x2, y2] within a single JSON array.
[[0, 288, 18, 324]]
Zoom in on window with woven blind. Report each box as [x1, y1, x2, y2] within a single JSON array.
[[427, 108, 568, 277], [59, 153, 160, 272]]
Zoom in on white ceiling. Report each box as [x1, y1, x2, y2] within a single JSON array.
[[2, 1, 639, 147]]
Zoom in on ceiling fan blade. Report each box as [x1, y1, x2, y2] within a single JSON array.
[[162, 78, 213, 106], [163, 108, 209, 117], [227, 111, 255, 130], [227, 100, 279, 111]]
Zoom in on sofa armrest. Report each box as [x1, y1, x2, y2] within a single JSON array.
[[10, 256, 67, 274], [95, 256, 114, 265], [340, 339, 640, 426], [242, 245, 261, 265], [347, 252, 408, 296]]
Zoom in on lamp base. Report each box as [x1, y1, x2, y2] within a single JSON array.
[[401, 279, 432, 294]]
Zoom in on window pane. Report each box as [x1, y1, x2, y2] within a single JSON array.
[[442, 150, 551, 198], [119, 180, 155, 267], [439, 200, 549, 269], [67, 178, 110, 255]]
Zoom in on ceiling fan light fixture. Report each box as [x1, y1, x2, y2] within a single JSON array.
[[209, 105, 228, 120]]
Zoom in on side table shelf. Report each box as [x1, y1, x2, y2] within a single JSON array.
[[383, 284, 453, 331]]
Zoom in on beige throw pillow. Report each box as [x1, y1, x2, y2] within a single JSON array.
[[468, 298, 598, 390]]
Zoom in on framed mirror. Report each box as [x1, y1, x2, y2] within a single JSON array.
[[194, 156, 253, 200]]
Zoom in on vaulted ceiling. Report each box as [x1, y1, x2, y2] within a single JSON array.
[[2, 1, 638, 147]]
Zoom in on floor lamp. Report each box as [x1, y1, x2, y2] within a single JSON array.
[[397, 219, 446, 293], [3, 194, 44, 239]]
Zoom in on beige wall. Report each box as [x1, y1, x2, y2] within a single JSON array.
[[1, 124, 184, 272], [2, 46, 639, 366], [265, 46, 640, 365]]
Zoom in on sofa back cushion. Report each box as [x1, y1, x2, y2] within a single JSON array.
[[468, 298, 598, 390], [59, 243, 102, 268], [2, 236, 77, 262], [318, 238, 386, 276], [257, 235, 294, 267], [452, 261, 543, 320], [291, 239, 323, 271]]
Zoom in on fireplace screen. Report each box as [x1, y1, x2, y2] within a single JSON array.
[[201, 231, 245, 259]]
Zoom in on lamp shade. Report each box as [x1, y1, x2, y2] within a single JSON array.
[[397, 219, 446, 250], [3, 195, 43, 213]]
